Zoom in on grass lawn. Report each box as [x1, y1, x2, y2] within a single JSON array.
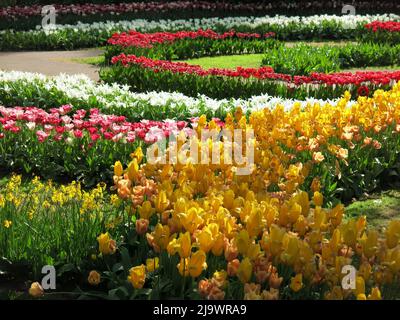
[[71, 55, 105, 66], [345, 190, 400, 231], [177, 53, 265, 69]]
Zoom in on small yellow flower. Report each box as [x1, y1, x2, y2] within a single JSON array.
[[3, 220, 12, 229], [88, 270, 101, 286]]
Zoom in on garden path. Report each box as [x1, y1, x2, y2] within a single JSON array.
[[0, 49, 102, 81]]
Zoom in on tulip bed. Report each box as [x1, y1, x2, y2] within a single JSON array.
[[67, 84, 400, 300], [361, 21, 400, 44], [2, 1, 400, 32], [3, 7, 400, 302], [1, 14, 399, 51], [3, 85, 400, 300], [0, 105, 193, 186], [1, 71, 346, 122], [99, 27, 400, 99]]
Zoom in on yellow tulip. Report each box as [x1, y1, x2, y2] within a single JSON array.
[[223, 190, 235, 210], [128, 265, 146, 289], [246, 243, 262, 260], [237, 257, 253, 283], [177, 232, 192, 258], [357, 294, 367, 300], [131, 146, 144, 164], [154, 190, 169, 213], [113, 161, 123, 176], [313, 191, 323, 207], [177, 258, 190, 277], [290, 274, 303, 292], [138, 200, 154, 220], [386, 220, 400, 249], [211, 233, 225, 256], [146, 257, 159, 272], [188, 250, 207, 277], [367, 287, 382, 300], [179, 207, 203, 234], [236, 230, 250, 256], [281, 235, 299, 266], [127, 158, 139, 181], [342, 220, 357, 248], [353, 276, 365, 297], [88, 270, 101, 286], [197, 227, 214, 253], [153, 223, 171, 251], [29, 282, 44, 298], [97, 232, 117, 255], [288, 203, 302, 224], [363, 230, 378, 258]]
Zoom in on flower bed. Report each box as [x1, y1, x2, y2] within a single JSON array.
[[0, 71, 347, 121], [102, 52, 400, 99], [0, 175, 119, 272], [68, 83, 400, 300], [0, 105, 190, 186], [1, 14, 398, 51], [5, 84, 400, 300], [105, 29, 277, 62], [360, 21, 400, 44]]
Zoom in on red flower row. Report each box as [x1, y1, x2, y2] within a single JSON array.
[[111, 53, 400, 87], [108, 29, 275, 48], [364, 21, 400, 32]]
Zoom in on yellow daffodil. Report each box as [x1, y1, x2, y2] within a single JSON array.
[[3, 220, 12, 229]]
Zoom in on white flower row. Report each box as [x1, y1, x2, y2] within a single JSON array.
[[0, 70, 352, 116], [2, 13, 399, 34]]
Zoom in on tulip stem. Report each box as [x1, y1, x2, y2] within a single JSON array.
[[181, 259, 186, 299]]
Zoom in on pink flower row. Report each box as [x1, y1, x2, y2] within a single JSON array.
[[0, 105, 193, 144]]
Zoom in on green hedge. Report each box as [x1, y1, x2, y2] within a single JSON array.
[[262, 42, 400, 75]]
